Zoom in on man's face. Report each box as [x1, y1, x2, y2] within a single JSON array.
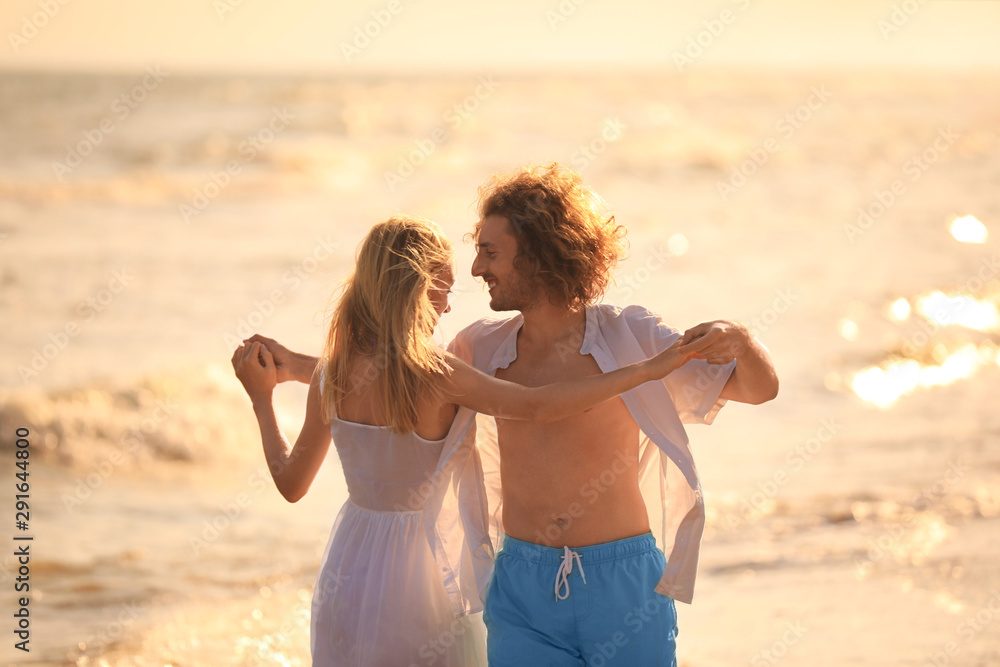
[[471, 214, 541, 312], [427, 261, 455, 320]]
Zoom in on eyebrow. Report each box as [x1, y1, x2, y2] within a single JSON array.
[[476, 242, 495, 250]]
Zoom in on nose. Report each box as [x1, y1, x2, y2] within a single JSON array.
[[471, 253, 485, 278]]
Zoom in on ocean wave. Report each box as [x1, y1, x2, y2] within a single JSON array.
[[0, 364, 263, 473]]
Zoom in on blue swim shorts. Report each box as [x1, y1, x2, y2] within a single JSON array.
[[483, 532, 678, 666]]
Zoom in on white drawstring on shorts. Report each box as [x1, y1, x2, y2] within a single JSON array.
[[554, 545, 586, 600]]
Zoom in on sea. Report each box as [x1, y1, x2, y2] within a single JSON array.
[[1, 68, 999, 665]]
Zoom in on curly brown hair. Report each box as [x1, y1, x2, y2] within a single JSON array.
[[473, 163, 628, 306]]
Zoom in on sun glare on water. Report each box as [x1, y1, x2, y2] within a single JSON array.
[[917, 291, 1000, 332], [888, 297, 911, 321], [851, 343, 999, 408], [950, 215, 988, 244], [851, 287, 999, 407]]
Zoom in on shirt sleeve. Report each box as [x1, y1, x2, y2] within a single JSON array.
[[622, 305, 735, 425]]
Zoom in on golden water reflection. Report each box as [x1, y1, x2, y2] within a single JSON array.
[[950, 215, 988, 244], [917, 291, 1000, 332], [888, 297, 911, 321], [851, 342, 999, 408]]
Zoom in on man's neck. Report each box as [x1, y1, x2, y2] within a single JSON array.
[[517, 299, 587, 352]]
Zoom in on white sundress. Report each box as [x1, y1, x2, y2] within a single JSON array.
[[310, 416, 489, 667]]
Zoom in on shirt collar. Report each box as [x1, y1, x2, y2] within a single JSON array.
[[486, 314, 523, 374], [580, 303, 599, 357], [486, 304, 601, 374]]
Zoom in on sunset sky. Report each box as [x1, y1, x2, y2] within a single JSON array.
[[1, 0, 999, 73]]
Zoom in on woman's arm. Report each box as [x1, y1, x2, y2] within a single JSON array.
[[232, 341, 332, 502], [440, 339, 699, 423]]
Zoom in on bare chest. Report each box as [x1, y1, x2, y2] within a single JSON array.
[[494, 349, 638, 451], [495, 345, 603, 386]]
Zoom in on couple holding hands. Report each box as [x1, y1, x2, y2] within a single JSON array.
[[232, 163, 778, 666]]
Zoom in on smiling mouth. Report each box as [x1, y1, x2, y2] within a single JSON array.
[[485, 278, 498, 290]]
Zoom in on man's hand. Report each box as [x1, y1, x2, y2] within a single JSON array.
[[681, 320, 779, 403], [679, 320, 750, 365], [244, 334, 315, 383], [232, 341, 278, 407]]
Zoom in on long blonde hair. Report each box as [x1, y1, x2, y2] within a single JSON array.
[[321, 216, 453, 433]]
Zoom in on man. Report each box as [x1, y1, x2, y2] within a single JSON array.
[[448, 164, 777, 665], [253, 163, 778, 665]]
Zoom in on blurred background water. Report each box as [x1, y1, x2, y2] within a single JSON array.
[[1, 1, 1000, 665]]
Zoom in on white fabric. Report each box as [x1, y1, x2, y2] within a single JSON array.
[[449, 303, 736, 604], [554, 546, 587, 600], [310, 415, 490, 666]]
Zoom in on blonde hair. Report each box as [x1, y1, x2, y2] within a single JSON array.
[[472, 163, 627, 306], [321, 216, 453, 433]]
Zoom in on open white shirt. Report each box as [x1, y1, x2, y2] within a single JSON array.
[[443, 303, 736, 605]]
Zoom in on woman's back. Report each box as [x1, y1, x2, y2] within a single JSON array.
[[313, 356, 486, 667], [330, 417, 445, 512], [336, 354, 457, 441]]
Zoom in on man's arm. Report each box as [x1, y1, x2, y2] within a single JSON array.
[[680, 320, 778, 405], [244, 334, 319, 384]]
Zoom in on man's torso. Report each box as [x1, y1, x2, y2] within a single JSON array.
[[494, 329, 650, 548]]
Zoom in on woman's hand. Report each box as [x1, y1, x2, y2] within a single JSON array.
[[243, 334, 315, 384], [678, 320, 749, 364], [643, 338, 701, 381], [232, 340, 278, 407]]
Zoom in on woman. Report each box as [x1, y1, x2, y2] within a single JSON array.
[[231, 215, 699, 666]]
